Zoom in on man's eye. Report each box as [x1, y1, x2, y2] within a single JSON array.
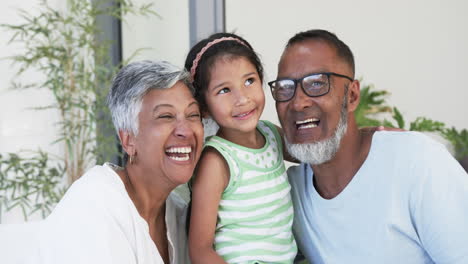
[[310, 81, 326, 88], [158, 115, 174, 119], [218, 87, 230, 94]]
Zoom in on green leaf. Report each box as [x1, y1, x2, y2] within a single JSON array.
[[392, 107, 405, 129]]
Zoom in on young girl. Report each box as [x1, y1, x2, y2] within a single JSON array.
[[185, 32, 297, 264]]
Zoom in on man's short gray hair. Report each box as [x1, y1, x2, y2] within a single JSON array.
[[107, 60, 194, 135]]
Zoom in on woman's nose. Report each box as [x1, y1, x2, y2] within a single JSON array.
[[174, 119, 193, 138]]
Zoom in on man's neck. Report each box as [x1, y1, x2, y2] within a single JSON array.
[[311, 123, 374, 199]]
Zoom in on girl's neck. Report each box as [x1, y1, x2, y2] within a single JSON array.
[[217, 127, 265, 149]]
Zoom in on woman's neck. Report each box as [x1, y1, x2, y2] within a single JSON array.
[[117, 165, 170, 222], [117, 165, 170, 263], [217, 127, 265, 149]]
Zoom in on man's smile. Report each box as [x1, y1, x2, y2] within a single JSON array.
[[296, 118, 320, 130]]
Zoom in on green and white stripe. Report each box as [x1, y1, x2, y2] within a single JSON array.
[[205, 120, 297, 264]]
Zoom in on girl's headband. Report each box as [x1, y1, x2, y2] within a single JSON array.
[[190, 37, 248, 79]]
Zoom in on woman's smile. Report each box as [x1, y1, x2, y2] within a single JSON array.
[[165, 145, 193, 162]]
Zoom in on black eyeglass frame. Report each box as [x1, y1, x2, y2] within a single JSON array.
[[268, 72, 354, 102]]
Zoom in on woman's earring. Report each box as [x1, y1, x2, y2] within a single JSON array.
[[129, 153, 136, 164]]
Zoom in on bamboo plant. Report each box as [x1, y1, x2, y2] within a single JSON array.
[[0, 0, 155, 221]]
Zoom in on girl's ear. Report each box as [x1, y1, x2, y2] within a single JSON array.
[[347, 79, 361, 113], [118, 130, 136, 156]]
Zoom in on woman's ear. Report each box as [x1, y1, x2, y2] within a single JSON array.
[[347, 79, 361, 112], [118, 130, 136, 156]]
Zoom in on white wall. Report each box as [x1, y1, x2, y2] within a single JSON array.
[[122, 0, 192, 201], [0, 0, 66, 223], [122, 0, 190, 68], [0, 0, 66, 158], [225, 0, 468, 131]]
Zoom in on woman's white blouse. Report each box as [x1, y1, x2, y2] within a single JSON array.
[[1, 163, 190, 264]]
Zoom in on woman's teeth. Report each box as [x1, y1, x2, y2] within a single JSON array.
[[166, 147, 191, 161], [166, 147, 191, 154], [170, 156, 189, 161]]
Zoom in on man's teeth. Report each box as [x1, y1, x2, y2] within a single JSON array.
[[166, 147, 192, 154], [296, 118, 319, 124], [296, 118, 319, 129]]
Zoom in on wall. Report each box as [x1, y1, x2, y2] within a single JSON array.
[[121, 0, 192, 201], [0, 0, 66, 223], [121, 0, 190, 67], [225, 0, 468, 132]]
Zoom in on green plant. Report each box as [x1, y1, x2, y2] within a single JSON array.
[[356, 84, 445, 132], [0, 0, 155, 221], [442, 128, 468, 160], [385, 107, 446, 133], [354, 83, 393, 127], [356, 82, 468, 171], [0, 152, 67, 220]]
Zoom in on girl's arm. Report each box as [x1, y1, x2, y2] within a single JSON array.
[[189, 147, 230, 264]]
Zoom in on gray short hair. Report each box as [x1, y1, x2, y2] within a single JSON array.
[[107, 60, 194, 135]]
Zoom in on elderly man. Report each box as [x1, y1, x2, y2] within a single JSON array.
[[269, 29, 468, 263]]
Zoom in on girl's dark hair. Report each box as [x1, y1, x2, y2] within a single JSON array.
[[184, 32, 264, 113]]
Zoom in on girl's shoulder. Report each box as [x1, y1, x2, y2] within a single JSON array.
[[258, 120, 277, 132], [257, 120, 282, 146]]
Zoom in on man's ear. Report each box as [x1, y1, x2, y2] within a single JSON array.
[[118, 130, 136, 156], [347, 79, 361, 112]]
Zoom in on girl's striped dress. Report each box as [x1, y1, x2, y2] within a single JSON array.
[[205, 120, 297, 264]]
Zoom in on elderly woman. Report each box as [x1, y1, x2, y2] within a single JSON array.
[[26, 60, 203, 263]]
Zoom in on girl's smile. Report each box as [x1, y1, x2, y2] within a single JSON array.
[[205, 56, 265, 139], [233, 108, 256, 120]]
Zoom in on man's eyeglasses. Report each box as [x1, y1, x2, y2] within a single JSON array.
[[268, 72, 353, 102]]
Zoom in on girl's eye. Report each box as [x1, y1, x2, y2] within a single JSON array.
[[245, 78, 255, 86], [217, 87, 230, 94]]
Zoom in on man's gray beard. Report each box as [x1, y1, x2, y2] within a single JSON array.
[[284, 95, 348, 165]]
